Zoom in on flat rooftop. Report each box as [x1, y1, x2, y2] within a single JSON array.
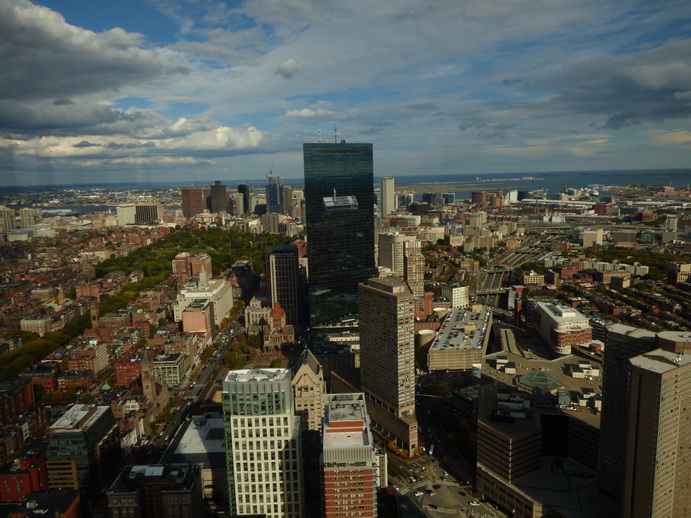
[[50, 404, 108, 431], [224, 368, 289, 384], [430, 306, 491, 351], [631, 348, 691, 374]]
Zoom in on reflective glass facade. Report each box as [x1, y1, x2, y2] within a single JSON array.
[[303, 142, 376, 326]]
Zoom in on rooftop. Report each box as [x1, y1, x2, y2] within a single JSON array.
[[430, 306, 491, 352], [224, 368, 289, 384]]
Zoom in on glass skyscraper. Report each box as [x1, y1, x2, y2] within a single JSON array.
[[303, 142, 376, 326]]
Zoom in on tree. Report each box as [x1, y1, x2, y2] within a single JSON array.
[[270, 358, 283, 368]]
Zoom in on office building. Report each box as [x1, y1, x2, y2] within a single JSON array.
[[378, 232, 417, 276], [173, 274, 233, 328], [210, 180, 229, 213], [222, 369, 303, 518], [107, 464, 203, 518], [237, 184, 250, 214], [380, 177, 395, 217], [531, 301, 592, 356], [181, 187, 211, 218], [598, 324, 657, 498], [266, 173, 284, 214], [303, 142, 376, 325], [116, 204, 136, 226], [291, 349, 326, 435], [46, 405, 120, 495], [265, 245, 303, 327], [359, 277, 418, 454], [0, 207, 15, 233], [322, 393, 378, 518], [621, 350, 691, 517]]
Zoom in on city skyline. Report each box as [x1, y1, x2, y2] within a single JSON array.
[[2, 0, 691, 186]]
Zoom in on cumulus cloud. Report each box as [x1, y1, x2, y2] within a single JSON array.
[[0, 0, 190, 101], [275, 58, 303, 79]]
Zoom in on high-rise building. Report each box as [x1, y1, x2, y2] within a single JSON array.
[[18, 208, 36, 228], [283, 185, 294, 216], [380, 177, 395, 217], [358, 277, 418, 454], [598, 324, 656, 497], [265, 245, 303, 327], [621, 349, 691, 517], [210, 180, 229, 213], [321, 393, 378, 518], [378, 232, 417, 275], [0, 207, 15, 233], [134, 203, 161, 224], [181, 187, 211, 218], [266, 173, 284, 214], [222, 369, 303, 518], [115, 204, 136, 226], [291, 348, 325, 435], [303, 142, 376, 325], [237, 184, 250, 215]]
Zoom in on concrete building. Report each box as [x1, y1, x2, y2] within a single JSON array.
[[440, 284, 470, 309], [521, 271, 544, 286], [359, 277, 418, 455], [622, 350, 691, 518], [291, 349, 326, 435], [116, 204, 136, 226], [380, 177, 395, 217], [427, 306, 492, 372], [181, 299, 214, 335], [153, 354, 188, 387], [107, 464, 203, 518], [581, 228, 604, 248], [222, 369, 303, 518], [531, 302, 592, 356], [321, 393, 378, 518], [173, 275, 233, 328], [668, 263, 691, 285], [46, 405, 120, 495]]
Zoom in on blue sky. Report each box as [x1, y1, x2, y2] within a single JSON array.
[[1, 0, 690, 186]]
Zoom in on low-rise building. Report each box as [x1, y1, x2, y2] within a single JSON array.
[[427, 306, 492, 372]]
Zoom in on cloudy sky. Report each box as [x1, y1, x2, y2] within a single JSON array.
[[1, 0, 690, 186]]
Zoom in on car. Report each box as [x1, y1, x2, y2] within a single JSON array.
[[429, 504, 438, 509], [469, 501, 480, 507], [414, 491, 424, 497], [433, 485, 441, 490]]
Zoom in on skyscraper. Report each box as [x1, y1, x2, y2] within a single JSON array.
[[358, 277, 418, 454], [210, 180, 229, 213], [622, 349, 691, 517], [380, 176, 395, 217], [303, 142, 376, 326], [181, 187, 211, 218], [265, 245, 303, 327], [222, 369, 303, 518], [266, 173, 284, 214], [598, 324, 656, 497], [237, 184, 250, 215]]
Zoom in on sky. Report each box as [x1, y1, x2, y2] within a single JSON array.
[[1, 0, 691, 186]]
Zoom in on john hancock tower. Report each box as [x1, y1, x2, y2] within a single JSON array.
[[303, 140, 376, 326]]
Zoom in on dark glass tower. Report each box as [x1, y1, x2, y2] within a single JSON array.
[[210, 180, 228, 213], [303, 142, 376, 326], [266, 173, 284, 213], [237, 184, 250, 215]]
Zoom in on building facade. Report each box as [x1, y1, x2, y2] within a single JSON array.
[[265, 245, 303, 327], [380, 177, 395, 217], [359, 277, 418, 454], [322, 393, 378, 518], [222, 369, 303, 518], [303, 142, 376, 325], [622, 350, 691, 517]]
